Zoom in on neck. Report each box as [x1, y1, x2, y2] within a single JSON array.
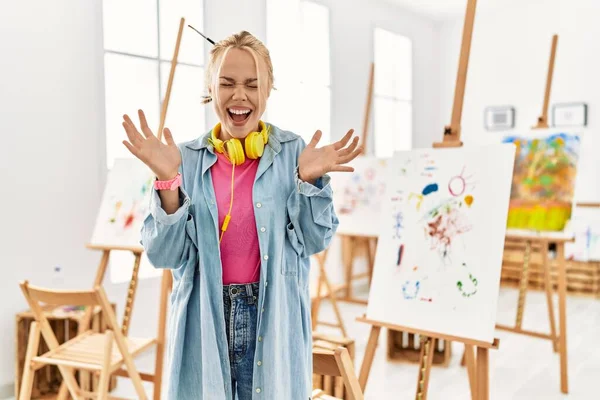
[[219, 122, 262, 143]]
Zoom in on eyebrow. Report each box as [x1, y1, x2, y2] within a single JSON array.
[[219, 76, 258, 83]]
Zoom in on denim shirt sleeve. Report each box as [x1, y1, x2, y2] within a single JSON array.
[[140, 185, 197, 269], [285, 141, 340, 258]]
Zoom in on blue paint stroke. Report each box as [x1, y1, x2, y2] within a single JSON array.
[[422, 183, 439, 196]]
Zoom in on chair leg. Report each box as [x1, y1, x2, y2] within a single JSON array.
[[97, 330, 114, 400], [57, 382, 69, 400], [19, 321, 41, 400]]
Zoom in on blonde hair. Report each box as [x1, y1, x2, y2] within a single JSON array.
[[203, 31, 274, 107]]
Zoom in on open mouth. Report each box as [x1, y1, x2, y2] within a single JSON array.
[[228, 108, 252, 125]]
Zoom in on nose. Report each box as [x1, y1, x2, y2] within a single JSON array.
[[232, 84, 247, 101]]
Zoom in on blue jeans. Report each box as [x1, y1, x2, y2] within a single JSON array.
[[223, 282, 259, 400]]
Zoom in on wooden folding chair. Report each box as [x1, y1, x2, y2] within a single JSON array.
[[312, 346, 364, 400], [18, 281, 155, 400]]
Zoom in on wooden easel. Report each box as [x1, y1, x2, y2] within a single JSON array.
[[532, 34, 558, 130], [77, 17, 185, 400], [311, 62, 376, 334], [358, 1, 500, 399], [491, 34, 571, 394], [336, 62, 379, 306], [312, 248, 348, 337], [496, 230, 573, 394], [358, 316, 498, 400]]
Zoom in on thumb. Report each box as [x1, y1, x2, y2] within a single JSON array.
[[163, 128, 175, 146], [308, 130, 322, 149]]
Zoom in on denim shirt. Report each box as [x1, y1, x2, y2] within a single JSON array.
[[141, 123, 339, 399]]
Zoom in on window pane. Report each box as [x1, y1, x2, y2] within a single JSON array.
[[299, 83, 331, 145], [104, 53, 160, 169], [299, 1, 330, 87], [160, 62, 206, 143], [374, 98, 412, 157], [159, 0, 204, 65], [266, 81, 302, 134], [267, 0, 301, 86], [374, 28, 412, 101], [103, 0, 158, 57]]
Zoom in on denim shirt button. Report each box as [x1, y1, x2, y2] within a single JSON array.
[[256, 388, 261, 393]]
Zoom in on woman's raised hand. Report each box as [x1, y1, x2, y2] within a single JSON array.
[[122, 109, 181, 180]]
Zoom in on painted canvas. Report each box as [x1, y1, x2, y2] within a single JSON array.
[[502, 132, 581, 231], [366, 144, 516, 343], [331, 156, 388, 236], [90, 158, 161, 282], [565, 207, 600, 262]]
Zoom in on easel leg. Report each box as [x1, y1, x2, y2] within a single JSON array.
[[541, 240, 558, 352], [312, 254, 325, 331], [153, 270, 171, 400], [557, 243, 569, 394], [476, 347, 489, 400], [515, 241, 532, 329], [414, 337, 436, 400], [464, 344, 477, 399], [344, 237, 355, 300], [358, 325, 381, 391], [321, 258, 348, 337]]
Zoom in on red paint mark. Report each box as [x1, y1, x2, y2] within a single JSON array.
[[124, 214, 135, 228]]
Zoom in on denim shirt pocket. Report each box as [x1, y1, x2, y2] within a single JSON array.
[[282, 222, 300, 276]]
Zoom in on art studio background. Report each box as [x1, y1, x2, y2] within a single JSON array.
[[2, 0, 599, 398]]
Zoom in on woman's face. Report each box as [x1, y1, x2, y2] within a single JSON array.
[[212, 48, 270, 140]]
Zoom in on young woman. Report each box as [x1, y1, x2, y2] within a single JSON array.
[[122, 31, 361, 400]]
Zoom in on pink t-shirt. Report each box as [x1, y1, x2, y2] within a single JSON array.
[[211, 152, 261, 285]]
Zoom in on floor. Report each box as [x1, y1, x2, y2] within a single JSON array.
[[7, 286, 599, 399]]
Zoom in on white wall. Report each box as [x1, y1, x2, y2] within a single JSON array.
[[438, 0, 600, 144], [0, 0, 440, 393], [0, 0, 108, 394]]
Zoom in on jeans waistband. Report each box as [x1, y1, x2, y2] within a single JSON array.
[[223, 282, 260, 299]]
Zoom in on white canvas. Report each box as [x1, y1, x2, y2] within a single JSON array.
[[90, 158, 161, 283], [331, 156, 388, 237], [366, 144, 516, 343], [565, 207, 600, 262]]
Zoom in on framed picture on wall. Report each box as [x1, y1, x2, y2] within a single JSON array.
[[552, 103, 588, 127], [484, 106, 515, 131]]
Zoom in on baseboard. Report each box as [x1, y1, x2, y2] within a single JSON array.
[[0, 382, 13, 399]]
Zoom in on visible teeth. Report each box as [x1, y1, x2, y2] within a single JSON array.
[[228, 109, 251, 115]]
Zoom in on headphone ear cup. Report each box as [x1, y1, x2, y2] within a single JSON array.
[[245, 131, 265, 159], [225, 139, 245, 166]]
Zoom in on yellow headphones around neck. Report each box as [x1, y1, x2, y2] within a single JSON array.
[[209, 121, 270, 165]]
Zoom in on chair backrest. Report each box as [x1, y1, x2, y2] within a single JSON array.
[[21, 281, 101, 307], [313, 346, 364, 400], [19, 281, 124, 348]]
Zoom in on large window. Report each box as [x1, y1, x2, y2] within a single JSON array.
[[103, 0, 205, 169], [266, 0, 331, 145], [101, 1, 204, 283], [373, 28, 412, 158]]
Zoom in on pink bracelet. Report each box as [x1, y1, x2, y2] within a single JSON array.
[[154, 173, 182, 191]]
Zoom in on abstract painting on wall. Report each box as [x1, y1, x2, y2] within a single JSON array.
[[331, 156, 388, 237], [366, 144, 515, 343], [502, 132, 581, 231], [90, 158, 161, 282]]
